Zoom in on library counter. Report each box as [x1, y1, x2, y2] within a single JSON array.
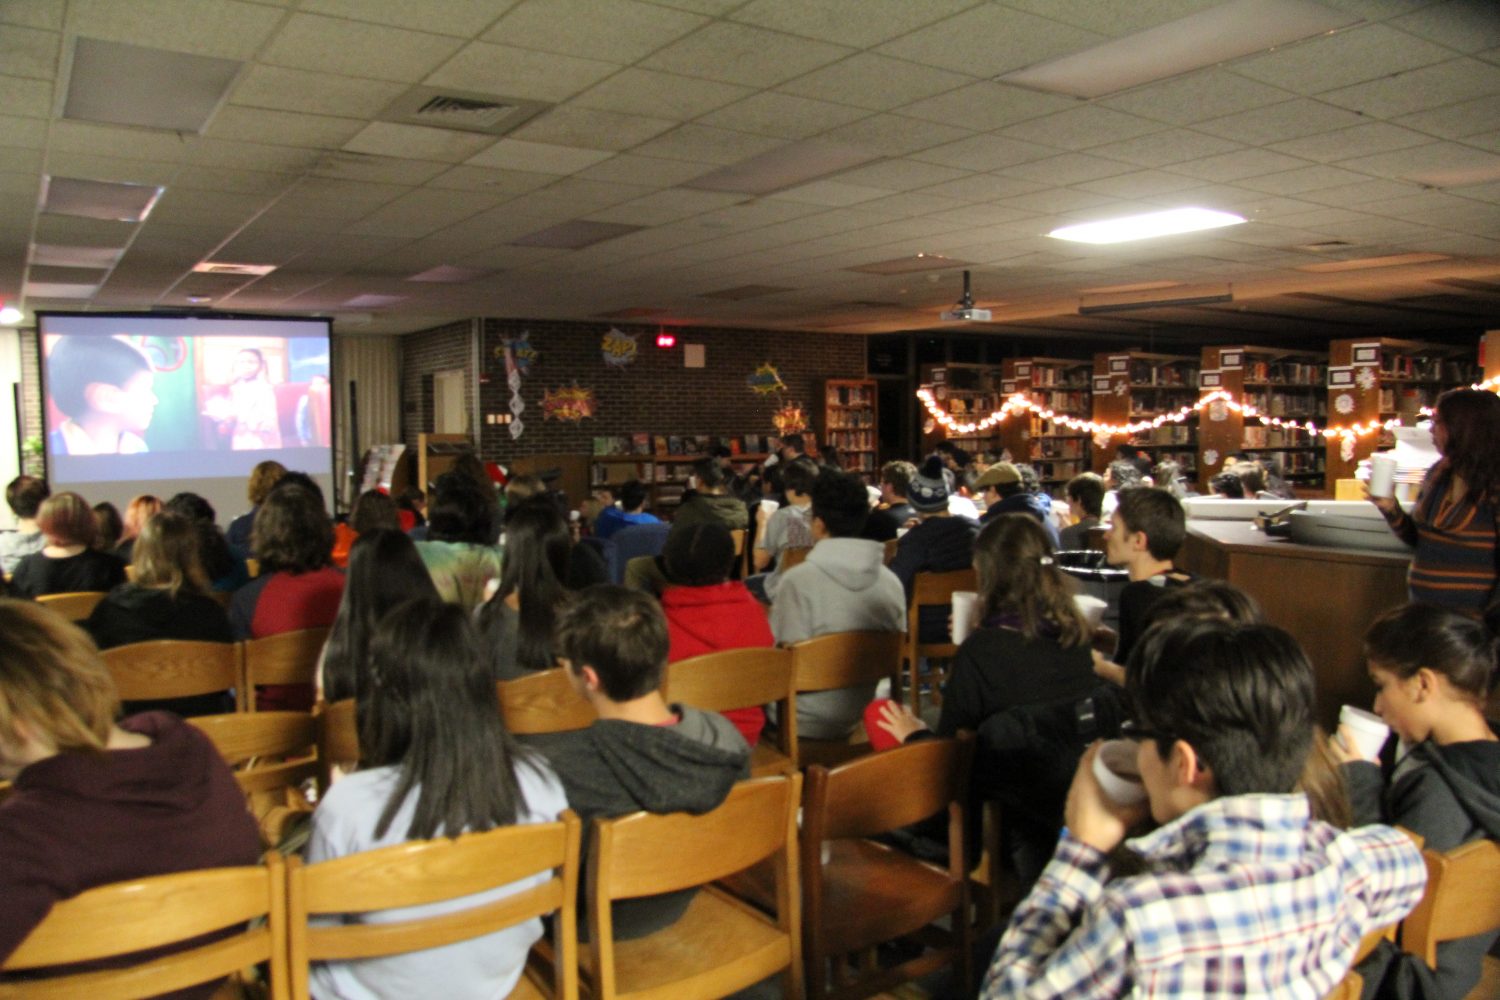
[[1178, 519, 1411, 732]]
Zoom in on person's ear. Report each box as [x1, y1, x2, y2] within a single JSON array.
[[1171, 739, 1215, 795], [1131, 529, 1150, 554], [83, 382, 125, 416], [1412, 666, 1440, 702]]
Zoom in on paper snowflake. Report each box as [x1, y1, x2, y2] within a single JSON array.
[[1335, 392, 1355, 415], [1204, 449, 1220, 468], [1356, 367, 1377, 391], [1208, 401, 1228, 423], [1341, 438, 1356, 462]]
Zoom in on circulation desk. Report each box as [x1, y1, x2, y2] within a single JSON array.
[[1178, 519, 1410, 733]]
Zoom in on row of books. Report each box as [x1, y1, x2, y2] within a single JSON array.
[[1029, 366, 1091, 388], [1129, 394, 1197, 415], [1246, 450, 1324, 474], [827, 411, 875, 428], [1245, 392, 1328, 418], [590, 433, 772, 457], [1244, 361, 1326, 384], [1030, 390, 1088, 411], [1379, 356, 1478, 382], [826, 385, 873, 405], [1132, 425, 1194, 445], [1128, 361, 1199, 386], [1243, 426, 1317, 449], [828, 430, 875, 451], [1033, 438, 1086, 460]]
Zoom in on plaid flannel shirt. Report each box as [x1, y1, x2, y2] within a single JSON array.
[[982, 793, 1427, 999]]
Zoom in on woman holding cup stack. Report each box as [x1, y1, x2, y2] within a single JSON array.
[[1369, 387, 1500, 620], [1329, 602, 1500, 1000]]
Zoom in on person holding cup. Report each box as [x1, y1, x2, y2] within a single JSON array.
[[1369, 387, 1500, 621], [1329, 602, 1500, 1000]]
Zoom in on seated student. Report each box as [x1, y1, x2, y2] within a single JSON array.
[[113, 493, 161, 562], [861, 460, 917, 543], [45, 336, 158, 455], [10, 492, 126, 598], [0, 475, 49, 574], [661, 521, 774, 746], [673, 457, 749, 532], [592, 480, 659, 541], [889, 456, 981, 643], [226, 460, 286, 556], [0, 599, 261, 994], [1100, 459, 1144, 517], [164, 492, 248, 592], [980, 617, 1428, 999], [976, 462, 1059, 544], [85, 512, 235, 717], [1058, 472, 1104, 551], [331, 489, 401, 569], [414, 474, 503, 611], [1331, 603, 1500, 1000], [748, 456, 819, 602], [477, 499, 573, 682], [91, 502, 123, 554], [1104, 486, 1193, 666], [770, 471, 906, 740], [1209, 470, 1246, 498], [307, 598, 567, 1000], [525, 585, 749, 940]]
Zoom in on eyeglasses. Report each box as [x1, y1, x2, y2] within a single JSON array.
[[1120, 719, 1172, 745]]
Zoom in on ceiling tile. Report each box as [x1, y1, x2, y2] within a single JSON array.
[[994, 187, 1122, 216], [1102, 70, 1294, 125], [765, 179, 892, 207], [628, 124, 786, 165], [32, 212, 137, 245], [42, 151, 177, 186], [1390, 1, 1500, 54], [574, 153, 718, 186], [1195, 99, 1368, 144], [1236, 164, 1376, 195], [1320, 58, 1500, 119], [1232, 24, 1454, 94], [427, 164, 557, 193], [643, 22, 852, 88], [1338, 141, 1500, 187], [1295, 177, 1425, 206], [1167, 148, 1312, 182], [425, 41, 621, 103], [510, 106, 676, 151], [918, 173, 1048, 203], [0, 113, 49, 150], [300, 0, 518, 37], [69, 0, 283, 60], [4, 144, 55, 174], [1, 25, 58, 81], [820, 115, 973, 158], [778, 54, 972, 112], [269, 178, 410, 221], [1000, 106, 1165, 150], [207, 107, 366, 149], [1001, 0, 1223, 36], [1394, 95, 1500, 140], [191, 138, 323, 174], [572, 67, 753, 120], [347, 187, 506, 238], [148, 188, 267, 228], [832, 158, 970, 192], [999, 153, 1135, 185], [696, 92, 868, 140], [465, 137, 616, 173], [1086, 129, 1245, 168], [0, 75, 53, 118], [730, 0, 975, 48], [0, 170, 39, 197], [1, 0, 64, 31], [1073, 170, 1203, 199], [311, 152, 451, 185], [1266, 122, 1433, 162], [895, 81, 1079, 132], [877, 5, 1105, 77], [486, 0, 706, 62], [911, 134, 1057, 171], [342, 121, 499, 163], [229, 65, 410, 119], [48, 121, 201, 163], [586, 188, 747, 225], [260, 13, 466, 83]]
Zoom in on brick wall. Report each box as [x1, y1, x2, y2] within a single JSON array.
[[400, 318, 867, 460], [398, 320, 472, 451], [19, 330, 42, 475]]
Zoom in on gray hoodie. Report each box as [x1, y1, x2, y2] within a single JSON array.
[[770, 537, 906, 739]]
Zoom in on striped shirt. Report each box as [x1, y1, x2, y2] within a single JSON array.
[[981, 794, 1426, 999], [1388, 462, 1498, 616]]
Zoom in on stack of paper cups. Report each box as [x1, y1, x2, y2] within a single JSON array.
[[951, 591, 978, 645], [1368, 453, 1398, 499]]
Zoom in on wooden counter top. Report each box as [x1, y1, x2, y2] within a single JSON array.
[[1185, 519, 1412, 568]]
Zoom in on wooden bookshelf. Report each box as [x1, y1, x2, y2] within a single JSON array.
[[918, 363, 1005, 458], [1091, 351, 1199, 475], [998, 358, 1092, 488], [1197, 346, 1328, 492], [820, 378, 878, 480], [589, 452, 767, 518]]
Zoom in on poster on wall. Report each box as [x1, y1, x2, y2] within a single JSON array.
[[747, 362, 787, 395], [495, 331, 537, 375], [772, 402, 806, 434], [601, 328, 637, 368], [542, 384, 597, 422]]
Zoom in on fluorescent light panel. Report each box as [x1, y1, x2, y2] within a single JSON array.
[[1049, 207, 1246, 244], [31, 244, 125, 267], [66, 38, 242, 133], [684, 140, 878, 196], [43, 176, 163, 222], [999, 0, 1359, 99]]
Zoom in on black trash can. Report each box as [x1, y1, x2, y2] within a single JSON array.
[[1055, 550, 1128, 632]]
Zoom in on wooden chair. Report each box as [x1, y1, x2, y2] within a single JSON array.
[[101, 640, 243, 712], [666, 647, 797, 777], [241, 627, 329, 711], [35, 590, 109, 621], [0, 856, 287, 999], [787, 631, 904, 768], [498, 668, 596, 736], [882, 538, 900, 566], [584, 775, 803, 1000], [191, 711, 319, 847], [801, 736, 974, 1000], [904, 568, 977, 715], [287, 813, 582, 1000], [1401, 839, 1500, 988], [316, 698, 359, 794]]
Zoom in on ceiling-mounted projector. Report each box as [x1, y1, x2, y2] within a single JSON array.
[[939, 270, 991, 322]]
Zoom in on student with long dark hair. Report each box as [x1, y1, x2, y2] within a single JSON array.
[[478, 499, 572, 680], [319, 530, 440, 704], [307, 598, 566, 1000]]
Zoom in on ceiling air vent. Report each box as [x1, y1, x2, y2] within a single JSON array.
[[380, 87, 551, 137]]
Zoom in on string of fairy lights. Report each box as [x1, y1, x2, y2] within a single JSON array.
[[916, 372, 1500, 444]]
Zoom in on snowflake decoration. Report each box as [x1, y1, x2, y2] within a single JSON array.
[[1208, 401, 1228, 423], [1203, 449, 1220, 468], [1356, 367, 1377, 391], [1341, 438, 1356, 463], [1335, 392, 1355, 415]]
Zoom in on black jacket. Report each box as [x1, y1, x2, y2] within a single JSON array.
[[84, 585, 235, 717]]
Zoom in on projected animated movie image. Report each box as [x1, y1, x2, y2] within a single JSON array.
[[44, 334, 331, 456]]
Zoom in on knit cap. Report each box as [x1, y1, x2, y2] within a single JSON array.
[[908, 456, 951, 513]]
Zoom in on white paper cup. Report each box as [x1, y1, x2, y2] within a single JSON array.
[[1093, 740, 1147, 806], [1340, 705, 1390, 760], [1074, 594, 1108, 630], [950, 591, 978, 645], [1368, 453, 1397, 499], [759, 499, 779, 518]]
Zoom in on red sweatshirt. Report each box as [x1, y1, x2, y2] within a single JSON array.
[[662, 581, 775, 746]]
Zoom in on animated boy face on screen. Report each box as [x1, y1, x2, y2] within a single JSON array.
[[48, 337, 158, 455]]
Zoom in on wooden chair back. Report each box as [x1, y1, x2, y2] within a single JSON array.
[[101, 640, 242, 710], [316, 698, 359, 794], [191, 711, 319, 847], [882, 538, 900, 565], [904, 568, 978, 714], [1401, 838, 1500, 968], [287, 812, 582, 1000], [241, 627, 329, 710], [667, 647, 797, 776], [587, 775, 802, 1000], [498, 668, 596, 736], [788, 631, 904, 768], [801, 735, 974, 1000], [0, 856, 287, 1000], [35, 590, 109, 621]]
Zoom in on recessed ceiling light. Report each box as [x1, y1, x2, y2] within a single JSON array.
[[998, 0, 1359, 99], [43, 177, 163, 222], [192, 261, 277, 276], [1049, 207, 1246, 244], [30, 244, 126, 267], [66, 37, 242, 133]]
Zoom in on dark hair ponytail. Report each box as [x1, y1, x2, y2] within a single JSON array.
[[1364, 602, 1499, 703]]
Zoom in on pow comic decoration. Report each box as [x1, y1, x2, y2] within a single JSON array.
[[543, 384, 597, 423], [772, 402, 806, 435], [747, 362, 787, 395], [494, 332, 537, 376], [601, 328, 638, 368]]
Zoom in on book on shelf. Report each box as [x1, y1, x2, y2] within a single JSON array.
[[631, 432, 651, 455], [653, 434, 669, 455]]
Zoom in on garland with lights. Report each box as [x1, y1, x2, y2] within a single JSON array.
[[917, 372, 1500, 445]]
